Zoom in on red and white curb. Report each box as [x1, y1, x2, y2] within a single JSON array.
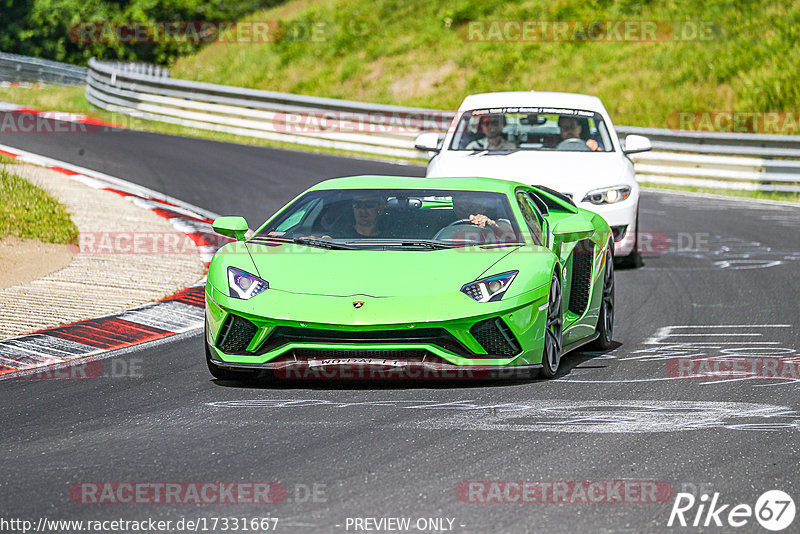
[[0, 143, 229, 377], [0, 286, 205, 377], [0, 100, 125, 129]]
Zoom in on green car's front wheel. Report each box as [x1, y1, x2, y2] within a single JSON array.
[[591, 243, 615, 350], [539, 273, 564, 379], [616, 206, 643, 268]]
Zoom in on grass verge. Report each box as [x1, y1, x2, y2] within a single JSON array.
[[0, 166, 80, 244]]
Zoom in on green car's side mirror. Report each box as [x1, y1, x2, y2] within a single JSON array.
[[212, 216, 249, 241]]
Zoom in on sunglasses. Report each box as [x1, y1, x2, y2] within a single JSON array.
[[352, 201, 380, 209]]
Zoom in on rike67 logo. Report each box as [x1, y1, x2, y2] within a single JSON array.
[[668, 490, 795, 531]]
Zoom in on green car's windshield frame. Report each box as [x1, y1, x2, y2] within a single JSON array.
[[252, 188, 525, 248]]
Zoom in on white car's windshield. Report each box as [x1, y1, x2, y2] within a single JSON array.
[[448, 107, 614, 152]]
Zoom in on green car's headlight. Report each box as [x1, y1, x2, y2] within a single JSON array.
[[461, 271, 518, 303], [582, 185, 631, 205], [228, 266, 268, 299]]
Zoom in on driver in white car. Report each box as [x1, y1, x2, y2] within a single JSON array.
[[558, 116, 601, 151]]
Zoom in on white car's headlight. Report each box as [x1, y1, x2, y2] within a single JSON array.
[[228, 267, 268, 299], [582, 186, 631, 205], [461, 271, 518, 303]]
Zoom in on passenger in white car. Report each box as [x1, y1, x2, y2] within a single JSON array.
[[465, 115, 516, 151]]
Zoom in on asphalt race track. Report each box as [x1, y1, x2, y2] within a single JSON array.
[[1, 114, 799, 533]]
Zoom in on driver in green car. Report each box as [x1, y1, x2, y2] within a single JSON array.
[[558, 116, 601, 151], [350, 194, 384, 237], [451, 194, 514, 238], [305, 193, 385, 240]]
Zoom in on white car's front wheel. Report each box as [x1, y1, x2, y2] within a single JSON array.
[[616, 205, 643, 268]]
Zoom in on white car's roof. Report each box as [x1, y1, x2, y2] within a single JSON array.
[[458, 91, 608, 114]]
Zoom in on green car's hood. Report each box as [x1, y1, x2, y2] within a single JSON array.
[[232, 243, 521, 297]]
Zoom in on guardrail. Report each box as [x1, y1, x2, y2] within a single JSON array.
[[82, 58, 800, 192], [86, 58, 450, 159], [0, 52, 87, 85]]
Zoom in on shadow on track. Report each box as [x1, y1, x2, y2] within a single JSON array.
[[205, 342, 622, 390], [546, 341, 621, 380]]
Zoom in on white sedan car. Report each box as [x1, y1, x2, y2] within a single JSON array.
[[416, 91, 651, 266]]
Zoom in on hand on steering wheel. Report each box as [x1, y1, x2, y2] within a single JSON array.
[[555, 137, 592, 152], [468, 213, 496, 228], [433, 219, 491, 242], [444, 218, 493, 229]]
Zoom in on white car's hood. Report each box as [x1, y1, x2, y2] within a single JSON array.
[[428, 151, 633, 197]]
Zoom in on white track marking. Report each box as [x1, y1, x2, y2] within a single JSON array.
[[570, 325, 798, 389], [206, 398, 798, 433], [644, 325, 790, 344], [644, 187, 800, 209], [669, 333, 761, 337]]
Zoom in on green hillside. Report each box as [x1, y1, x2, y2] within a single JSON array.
[[171, 0, 799, 132]]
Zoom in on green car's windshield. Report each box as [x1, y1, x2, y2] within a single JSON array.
[[252, 188, 524, 248]]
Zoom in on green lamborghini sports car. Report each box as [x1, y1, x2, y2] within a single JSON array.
[[205, 175, 614, 381]]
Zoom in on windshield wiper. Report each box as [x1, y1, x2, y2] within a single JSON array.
[[345, 239, 456, 249], [469, 149, 519, 155], [293, 237, 357, 250], [250, 236, 356, 250], [399, 240, 457, 249]]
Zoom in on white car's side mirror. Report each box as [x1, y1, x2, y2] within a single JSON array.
[[414, 132, 444, 153], [623, 134, 652, 155]]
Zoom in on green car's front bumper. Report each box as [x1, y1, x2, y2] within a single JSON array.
[[205, 281, 550, 377]]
